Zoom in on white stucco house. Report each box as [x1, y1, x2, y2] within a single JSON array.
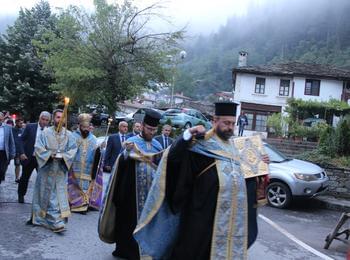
[[232, 55, 350, 136]]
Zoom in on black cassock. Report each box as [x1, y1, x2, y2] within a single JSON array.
[[112, 155, 140, 260], [165, 136, 258, 259]]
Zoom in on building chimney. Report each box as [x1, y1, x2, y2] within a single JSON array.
[[238, 51, 248, 67]]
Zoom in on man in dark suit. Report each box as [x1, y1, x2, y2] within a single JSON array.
[[154, 124, 174, 150], [17, 111, 51, 203], [0, 112, 16, 184], [104, 121, 129, 172], [126, 121, 141, 138]]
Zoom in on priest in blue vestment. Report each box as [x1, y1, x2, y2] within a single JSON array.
[[134, 102, 270, 259], [99, 109, 163, 259], [68, 113, 103, 212], [31, 109, 77, 233]]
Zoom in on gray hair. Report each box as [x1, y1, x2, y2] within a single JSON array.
[[118, 121, 128, 127], [39, 111, 51, 119], [162, 124, 172, 130]]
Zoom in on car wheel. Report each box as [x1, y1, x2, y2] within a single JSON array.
[[184, 122, 192, 129], [266, 182, 292, 209]]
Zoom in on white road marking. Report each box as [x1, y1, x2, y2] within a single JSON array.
[[258, 214, 334, 260]]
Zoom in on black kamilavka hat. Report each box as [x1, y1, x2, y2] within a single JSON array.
[[214, 102, 239, 116], [143, 109, 162, 127]]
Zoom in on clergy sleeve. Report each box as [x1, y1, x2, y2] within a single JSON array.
[[62, 133, 78, 170], [183, 129, 192, 141], [91, 147, 101, 180], [167, 134, 192, 163], [34, 131, 52, 168], [166, 136, 195, 214]]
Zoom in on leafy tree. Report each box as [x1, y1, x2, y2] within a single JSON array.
[[0, 1, 58, 121], [37, 0, 184, 113]]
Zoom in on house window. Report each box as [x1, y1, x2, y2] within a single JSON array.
[[305, 79, 320, 96], [255, 114, 268, 131], [242, 110, 268, 132], [255, 77, 265, 94], [245, 113, 254, 130], [279, 79, 290, 96]]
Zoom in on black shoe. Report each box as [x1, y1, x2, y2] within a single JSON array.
[[18, 196, 24, 203], [26, 219, 33, 225], [15, 179, 20, 184]]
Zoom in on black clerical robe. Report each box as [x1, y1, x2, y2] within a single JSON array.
[[98, 136, 163, 260], [164, 136, 259, 259], [112, 155, 139, 259]]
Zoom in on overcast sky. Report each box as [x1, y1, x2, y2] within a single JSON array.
[[0, 0, 264, 34]]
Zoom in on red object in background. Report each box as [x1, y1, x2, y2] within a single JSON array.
[[12, 114, 16, 119]]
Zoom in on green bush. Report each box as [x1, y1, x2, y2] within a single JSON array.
[[296, 150, 333, 167], [267, 113, 283, 137], [297, 149, 350, 168], [319, 118, 350, 157], [335, 119, 350, 156], [289, 122, 307, 138]]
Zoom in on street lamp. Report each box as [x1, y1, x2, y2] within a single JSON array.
[[167, 50, 187, 108]]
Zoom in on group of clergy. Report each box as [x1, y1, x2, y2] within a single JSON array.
[[99, 102, 270, 260], [28, 108, 176, 234], [29, 109, 103, 232]]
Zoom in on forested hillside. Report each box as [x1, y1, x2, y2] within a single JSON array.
[[175, 0, 350, 99]]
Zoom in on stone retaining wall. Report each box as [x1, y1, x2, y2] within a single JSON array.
[[324, 167, 350, 199]]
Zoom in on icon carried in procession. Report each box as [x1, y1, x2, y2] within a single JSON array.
[[232, 135, 269, 178]]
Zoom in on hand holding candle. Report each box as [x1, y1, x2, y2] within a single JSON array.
[[56, 97, 70, 133]]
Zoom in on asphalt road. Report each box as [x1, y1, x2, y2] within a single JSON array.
[[0, 163, 348, 259]]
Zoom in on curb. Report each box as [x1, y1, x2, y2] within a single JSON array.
[[315, 196, 350, 212]]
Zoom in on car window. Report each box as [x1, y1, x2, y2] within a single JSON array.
[[134, 109, 146, 122], [263, 144, 288, 163], [183, 110, 192, 116], [196, 112, 206, 121], [165, 109, 181, 114], [188, 110, 197, 117]]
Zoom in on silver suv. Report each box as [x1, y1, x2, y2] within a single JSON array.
[[264, 143, 329, 209]]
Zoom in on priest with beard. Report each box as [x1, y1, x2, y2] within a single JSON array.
[[99, 109, 163, 259], [30, 109, 77, 232], [68, 113, 103, 213], [133, 102, 270, 259]]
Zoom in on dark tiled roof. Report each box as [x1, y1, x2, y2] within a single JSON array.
[[233, 62, 350, 81]]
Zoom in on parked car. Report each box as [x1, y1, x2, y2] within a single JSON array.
[[160, 108, 212, 130], [126, 108, 165, 123], [88, 105, 110, 126], [302, 118, 327, 127], [114, 111, 129, 125], [264, 143, 329, 209]]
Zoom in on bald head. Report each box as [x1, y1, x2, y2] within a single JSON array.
[[119, 121, 128, 134]]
